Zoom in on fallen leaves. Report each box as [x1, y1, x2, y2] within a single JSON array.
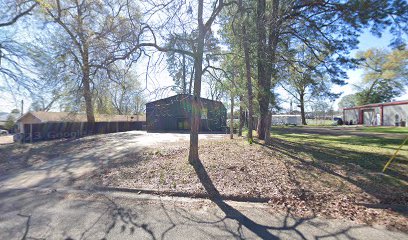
[[90, 137, 408, 232]]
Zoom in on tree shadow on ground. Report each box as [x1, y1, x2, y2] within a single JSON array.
[[191, 158, 311, 239], [0, 132, 150, 191], [61, 191, 367, 240], [273, 127, 407, 140], [258, 138, 408, 212], [274, 132, 405, 150], [2, 186, 402, 239]]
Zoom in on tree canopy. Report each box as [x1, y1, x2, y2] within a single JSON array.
[[354, 48, 408, 105]]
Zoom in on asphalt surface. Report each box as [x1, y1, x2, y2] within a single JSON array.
[[1, 188, 407, 240]]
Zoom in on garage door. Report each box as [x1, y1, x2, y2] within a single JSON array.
[[363, 110, 375, 126]]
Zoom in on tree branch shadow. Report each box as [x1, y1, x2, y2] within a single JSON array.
[[191, 158, 311, 240]]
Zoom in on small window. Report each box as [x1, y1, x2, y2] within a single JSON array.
[[201, 108, 208, 119], [177, 118, 190, 130]]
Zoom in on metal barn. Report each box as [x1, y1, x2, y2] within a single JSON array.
[[343, 100, 408, 126], [145, 94, 227, 132]]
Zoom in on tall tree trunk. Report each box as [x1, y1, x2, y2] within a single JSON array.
[[189, 66, 194, 95], [230, 94, 234, 139], [238, 95, 244, 137], [300, 92, 307, 125], [241, 0, 254, 141], [188, 1, 205, 165], [189, 63, 202, 165], [74, 1, 95, 123], [256, 0, 279, 140], [182, 53, 186, 94], [256, 0, 267, 140], [264, 111, 272, 143], [82, 45, 95, 123], [243, 27, 254, 141]]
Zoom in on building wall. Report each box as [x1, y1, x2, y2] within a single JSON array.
[[17, 114, 42, 133], [383, 104, 408, 126], [344, 103, 408, 126], [146, 95, 226, 132], [146, 96, 191, 131], [344, 109, 359, 124]]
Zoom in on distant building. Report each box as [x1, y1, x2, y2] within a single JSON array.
[[271, 115, 302, 126], [146, 94, 227, 132], [343, 100, 408, 126], [16, 111, 145, 134]]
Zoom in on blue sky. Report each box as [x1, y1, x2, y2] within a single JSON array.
[[338, 30, 408, 106], [276, 29, 408, 111]]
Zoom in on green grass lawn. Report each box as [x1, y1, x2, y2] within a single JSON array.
[[360, 126, 408, 134], [271, 128, 408, 187]]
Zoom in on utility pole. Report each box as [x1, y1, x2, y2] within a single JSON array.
[[21, 100, 24, 116], [290, 100, 293, 114]]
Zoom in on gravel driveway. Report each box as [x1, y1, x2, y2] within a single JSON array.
[[0, 131, 227, 190], [0, 135, 13, 145]]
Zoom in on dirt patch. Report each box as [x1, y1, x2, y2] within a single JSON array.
[[91, 137, 408, 232], [0, 136, 13, 145]]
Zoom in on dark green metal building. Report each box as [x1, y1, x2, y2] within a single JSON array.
[[146, 94, 227, 132]]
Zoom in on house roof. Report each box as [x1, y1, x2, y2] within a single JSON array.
[[343, 100, 408, 110], [17, 112, 146, 123]]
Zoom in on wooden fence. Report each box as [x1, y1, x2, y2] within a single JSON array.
[[17, 121, 144, 143]]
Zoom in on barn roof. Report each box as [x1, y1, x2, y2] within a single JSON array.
[[146, 94, 225, 108], [16, 111, 145, 123], [343, 100, 408, 110]]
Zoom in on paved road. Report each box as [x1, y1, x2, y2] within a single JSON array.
[[1, 188, 407, 240]]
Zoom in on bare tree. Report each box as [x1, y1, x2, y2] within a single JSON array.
[[37, 0, 141, 122], [0, 0, 37, 28], [0, 0, 39, 97]]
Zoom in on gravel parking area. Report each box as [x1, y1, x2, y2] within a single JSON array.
[[0, 135, 13, 145], [0, 131, 227, 189]]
